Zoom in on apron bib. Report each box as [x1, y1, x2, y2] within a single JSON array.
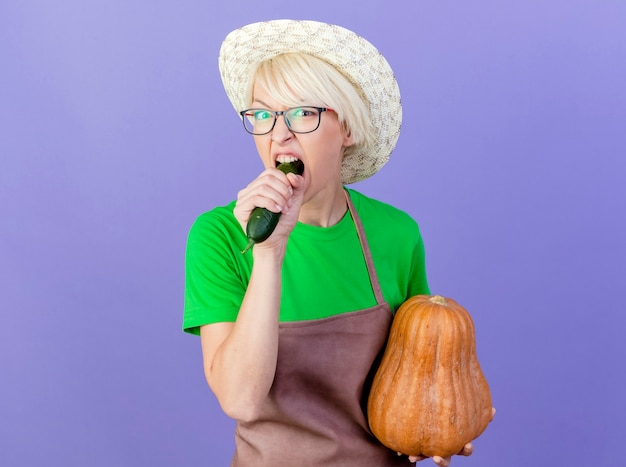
[[231, 191, 411, 466]]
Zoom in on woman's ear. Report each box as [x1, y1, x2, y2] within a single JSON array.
[[343, 129, 354, 147]]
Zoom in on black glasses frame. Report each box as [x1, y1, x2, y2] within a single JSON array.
[[239, 106, 331, 135]]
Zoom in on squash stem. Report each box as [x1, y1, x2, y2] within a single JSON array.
[[429, 295, 447, 305]]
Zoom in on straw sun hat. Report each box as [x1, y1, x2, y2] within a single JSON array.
[[218, 19, 402, 184]]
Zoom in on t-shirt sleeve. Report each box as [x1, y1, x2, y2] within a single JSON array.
[[406, 224, 430, 297], [183, 207, 249, 335]]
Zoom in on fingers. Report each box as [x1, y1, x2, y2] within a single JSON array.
[[235, 169, 297, 222], [432, 456, 451, 467], [244, 171, 293, 211], [404, 442, 474, 465], [286, 171, 306, 192], [459, 443, 473, 456]]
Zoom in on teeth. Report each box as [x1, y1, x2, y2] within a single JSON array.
[[276, 155, 300, 164]]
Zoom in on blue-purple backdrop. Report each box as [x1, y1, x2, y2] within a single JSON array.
[[2, 1, 625, 466]]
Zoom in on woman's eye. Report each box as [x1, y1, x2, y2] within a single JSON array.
[[291, 108, 314, 118], [255, 110, 273, 121]]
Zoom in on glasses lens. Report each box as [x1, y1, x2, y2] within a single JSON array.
[[285, 107, 321, 133], [243, 109, 275, 135]]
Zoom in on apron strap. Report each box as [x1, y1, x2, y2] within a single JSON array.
[[344, 189, 386, 306]]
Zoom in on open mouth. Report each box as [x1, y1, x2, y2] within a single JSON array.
[[275, 157, 305, 176]]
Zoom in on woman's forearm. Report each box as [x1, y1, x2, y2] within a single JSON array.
[[202, 246, 285, 422]]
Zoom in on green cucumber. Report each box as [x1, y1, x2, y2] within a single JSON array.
[[241, 161, 304, 254]]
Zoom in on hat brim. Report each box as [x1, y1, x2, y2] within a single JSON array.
[[218, 19, 402, 184]]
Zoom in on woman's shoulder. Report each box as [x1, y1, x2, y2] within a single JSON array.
[[347, 188, 418, 227]]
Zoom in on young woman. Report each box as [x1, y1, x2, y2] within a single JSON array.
[[184, 19, 487, 466]]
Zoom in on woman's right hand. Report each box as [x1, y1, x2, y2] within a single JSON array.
[[234, 167, 306, 251]]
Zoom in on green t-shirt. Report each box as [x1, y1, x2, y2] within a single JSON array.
[[183, 188, 429, 335]]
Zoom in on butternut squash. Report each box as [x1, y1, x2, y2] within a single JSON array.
[[367, 295, 493, 458]]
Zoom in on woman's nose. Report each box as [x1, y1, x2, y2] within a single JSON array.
[[271, 114, 293, 142]]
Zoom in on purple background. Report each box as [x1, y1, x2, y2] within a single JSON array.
[[2, 1, 625, 465]]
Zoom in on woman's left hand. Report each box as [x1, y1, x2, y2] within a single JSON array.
[[401, 443, 473, 466], [402, 406, 495, 465]]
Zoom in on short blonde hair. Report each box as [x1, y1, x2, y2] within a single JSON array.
[[246, 53, 373, 158]]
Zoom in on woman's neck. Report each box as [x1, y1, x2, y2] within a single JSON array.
[[298, 184, 348, 227]]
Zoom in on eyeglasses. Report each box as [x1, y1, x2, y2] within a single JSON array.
[[239, 106, 333, 135]]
